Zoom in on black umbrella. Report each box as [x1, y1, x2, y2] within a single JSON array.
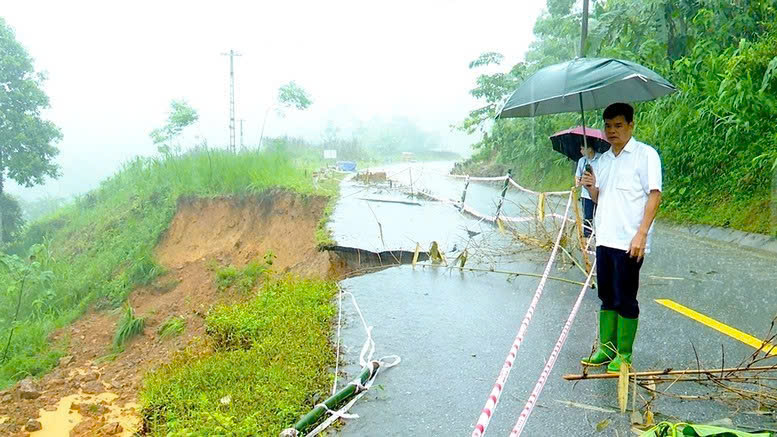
[[497, 57, 676, 152]]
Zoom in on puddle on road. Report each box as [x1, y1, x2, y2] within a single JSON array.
[[30, 391, 139, 436]]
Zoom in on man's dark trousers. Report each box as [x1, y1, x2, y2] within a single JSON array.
[[595, 245, 644, 318]]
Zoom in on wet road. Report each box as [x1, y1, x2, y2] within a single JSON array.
[[329, 162, 777, 436]]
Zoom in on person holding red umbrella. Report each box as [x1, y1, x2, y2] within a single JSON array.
[[575, 141, 602, 238]]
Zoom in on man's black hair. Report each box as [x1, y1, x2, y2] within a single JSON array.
[[603, 103, 634, 123]]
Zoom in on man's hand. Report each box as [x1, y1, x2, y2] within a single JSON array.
[[628, 230, 647, 261], [580, 170, 595, 188]]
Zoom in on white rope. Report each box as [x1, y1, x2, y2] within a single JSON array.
[[332, 284, 344, 396], [447, 174, 508, 182], [302, 288, 401, 437], [508, 177, 571, 196], [306, 356, 400, 437]]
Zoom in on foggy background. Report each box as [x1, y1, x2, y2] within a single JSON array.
[[3, 0, 545, 200]]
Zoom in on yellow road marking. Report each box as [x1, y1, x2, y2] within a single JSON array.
[[655, 298, 776, 356]]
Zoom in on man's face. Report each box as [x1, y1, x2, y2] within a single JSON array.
[[604, 115, 634, 148]]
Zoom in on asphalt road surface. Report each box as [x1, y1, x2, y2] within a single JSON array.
[[329, 162, 777, 437]]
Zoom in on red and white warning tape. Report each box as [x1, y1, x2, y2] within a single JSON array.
[[471, 190, 574, 437], [508, 258, 597, 436]]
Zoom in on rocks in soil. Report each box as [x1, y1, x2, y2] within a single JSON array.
[[59, 355, 75, 367], [18, 378, 42, 400], [1, 392, 13, 403], [25, 418, 43, 431], [81, 380, 106, 395], [100, 422, 123, 435], [79, 371, 100, 383], [70, 418, 99, 436], [0, 423, 20, 433]]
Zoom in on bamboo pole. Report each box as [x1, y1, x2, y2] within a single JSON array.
[[289, 363, 378, 434], [494, 169, 512, 221], [564, 364, 777, 381], [416, 263, 588, 287], [557, 241, 597, 289], [459, 175, 470, 212], [572, 187, 591, 273]]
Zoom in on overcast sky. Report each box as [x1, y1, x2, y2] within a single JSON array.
[[4, 0, 547, 199]]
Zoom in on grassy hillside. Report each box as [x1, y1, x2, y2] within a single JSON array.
[[0, 147, 334, 389]]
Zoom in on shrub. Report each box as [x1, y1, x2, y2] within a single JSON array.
[[113, 304, 145, 350]]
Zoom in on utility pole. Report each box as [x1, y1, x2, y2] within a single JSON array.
[[580, 0, 589, 58], [239, 119, 245, 149], [221, 49, 241, 153]]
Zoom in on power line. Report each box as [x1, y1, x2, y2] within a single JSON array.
[[221, 49, 242, 153]]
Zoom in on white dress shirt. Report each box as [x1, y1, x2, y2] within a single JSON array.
[[594, 137, 662, 253], [576, 152, 602, 200]]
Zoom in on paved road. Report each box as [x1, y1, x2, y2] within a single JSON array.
[[330, 162, 777, 436]]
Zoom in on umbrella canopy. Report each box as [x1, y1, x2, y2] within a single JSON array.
[[550, 126, 610, 161], [497, 58, 676, 119]]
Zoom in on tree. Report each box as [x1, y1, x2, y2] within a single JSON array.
[[150, 100, 199, 157], [277, 81, 312, 110], [259, 81, 312, 149], [0, 194, 23, 245], [0, 18, 62, 245]]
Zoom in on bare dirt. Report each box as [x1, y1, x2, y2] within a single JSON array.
[[0, 191, 343, 436]]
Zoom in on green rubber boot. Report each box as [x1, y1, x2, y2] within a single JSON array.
[[607, 316, 639, 373], [580, 310, 617, 367]]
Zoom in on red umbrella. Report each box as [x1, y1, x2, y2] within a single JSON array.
[[549, 126, 610, 162]]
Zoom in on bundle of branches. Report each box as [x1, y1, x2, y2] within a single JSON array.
[[633, 323, 777, 415], [567, 317, 777, 430]]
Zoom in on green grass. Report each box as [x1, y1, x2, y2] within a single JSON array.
[[314, 171, 344, 247], [315, 198, 338, 248], [141, 276, 337, 436], [660, 192, 774, 236], [157, 316, 186, 339], [211, 254, 274, 294], [113, 304, 145, 351], [0, 147, 333, 389]]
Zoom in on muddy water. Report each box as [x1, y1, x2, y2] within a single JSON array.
[[30, 391, 139, 437]]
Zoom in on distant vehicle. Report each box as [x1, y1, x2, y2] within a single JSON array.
[[336, 161, 357, 172], [401, 152, 416, 162]]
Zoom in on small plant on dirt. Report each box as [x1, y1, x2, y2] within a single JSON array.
[[214, 265, 239, 291], [113, 304, 145, 351], [94, 351, 121, 364], [157, 316, 186, 339], [213, 253, 273, 294]]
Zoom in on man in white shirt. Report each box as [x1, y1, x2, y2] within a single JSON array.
[[575, 143, 602, 237], [579, 103, 662, 373]]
